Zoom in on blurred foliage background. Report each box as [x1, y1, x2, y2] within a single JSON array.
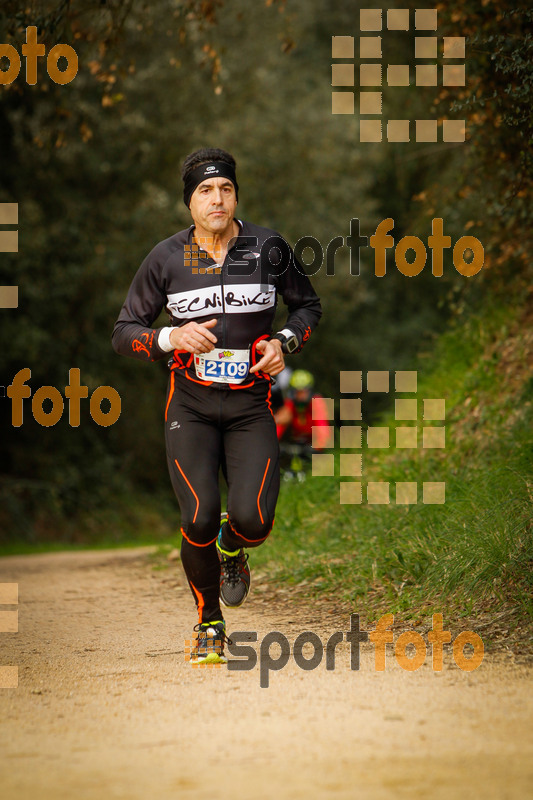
[[0, 0, 531, 545]]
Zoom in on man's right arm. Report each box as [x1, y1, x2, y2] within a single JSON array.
[[112, 247, 170, 362], [112, 245, 220, 362]]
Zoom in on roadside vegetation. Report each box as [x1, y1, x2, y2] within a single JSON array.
[[257, 278, 532, 639], [0, 1, 531, 641]]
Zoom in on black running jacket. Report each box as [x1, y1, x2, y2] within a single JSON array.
[[112, 220, 322, 383]]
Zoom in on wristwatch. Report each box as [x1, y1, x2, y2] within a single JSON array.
[[270, 331, 299, 354]]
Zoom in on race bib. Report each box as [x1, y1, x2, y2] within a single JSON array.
[[194, 348, 250, 384]]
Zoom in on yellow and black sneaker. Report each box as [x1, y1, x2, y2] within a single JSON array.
[[217, 513, 251, 608], [190, 621, 230, 665]]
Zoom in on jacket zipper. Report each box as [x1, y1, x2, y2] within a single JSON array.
[[219, 256, 226, 348]]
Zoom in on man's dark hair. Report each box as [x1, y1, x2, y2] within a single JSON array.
[[181, 148, 237, 181]]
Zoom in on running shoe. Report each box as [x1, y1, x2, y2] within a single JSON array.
[[190, 620, 230, 665], [217, 513, 251, 608]]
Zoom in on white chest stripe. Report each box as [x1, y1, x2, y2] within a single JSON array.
[[167, 284, 276, 319]]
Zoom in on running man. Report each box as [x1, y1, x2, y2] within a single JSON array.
[[112, 148, 321, 663], [275, 369, 331, 450]]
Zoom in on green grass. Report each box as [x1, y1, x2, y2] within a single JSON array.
[[0, 491, 178, 555], [252, 290, 533, 624], [2, 287, 531, 636]]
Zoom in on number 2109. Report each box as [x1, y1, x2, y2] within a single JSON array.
[[205, 360, 248, 378]]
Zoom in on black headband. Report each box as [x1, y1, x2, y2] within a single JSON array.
[[183, 161, 239, 207]]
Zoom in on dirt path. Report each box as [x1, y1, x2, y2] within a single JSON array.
[[0, 548, 531, 800]]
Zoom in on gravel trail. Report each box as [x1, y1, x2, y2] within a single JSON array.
[[0, 548, 531, 799]]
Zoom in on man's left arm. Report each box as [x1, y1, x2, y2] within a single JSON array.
[[274, 238, 322, 353]]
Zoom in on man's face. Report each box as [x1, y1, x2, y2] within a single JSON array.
[[189, 176, 237, 236]]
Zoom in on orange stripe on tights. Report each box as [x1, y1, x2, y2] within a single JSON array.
[[256, 458, 271, 526], [189, 580, 205, 623], [174, 458, 200, 523]]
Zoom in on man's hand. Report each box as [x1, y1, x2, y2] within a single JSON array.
[[250, 338, 285, 376], [169, 319, 218, 354]]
